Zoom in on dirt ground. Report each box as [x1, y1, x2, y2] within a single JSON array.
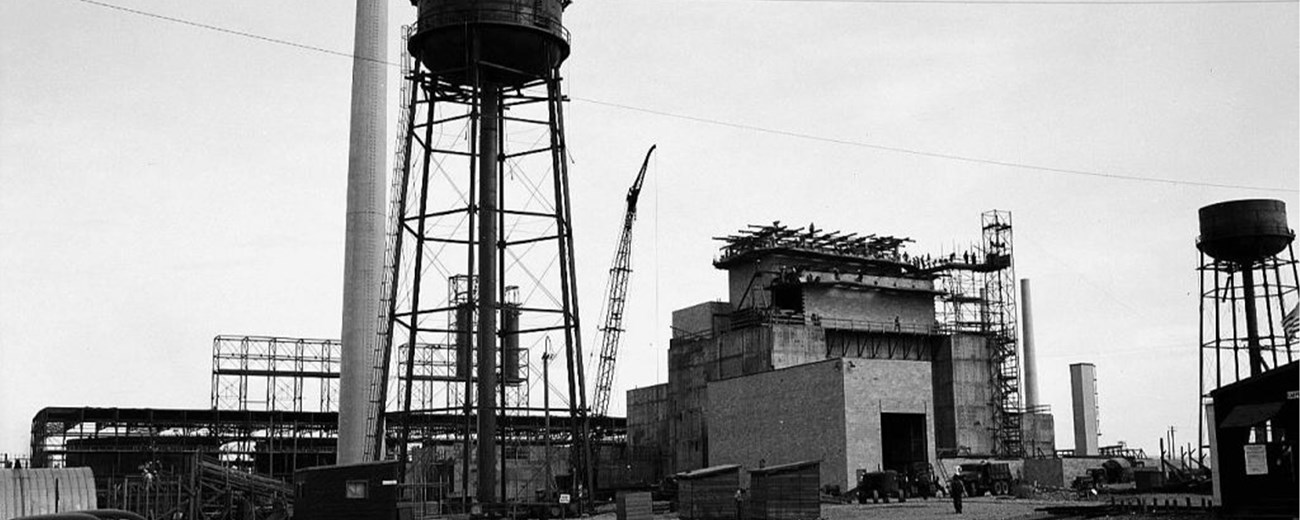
[[821, 496, 1082, 520], [588, 494, 1213, 520]]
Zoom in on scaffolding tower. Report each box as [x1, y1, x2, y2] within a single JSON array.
[[934, 210, 1022, 457]]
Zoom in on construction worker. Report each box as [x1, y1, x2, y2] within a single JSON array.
[[950, 475, 964, 514]]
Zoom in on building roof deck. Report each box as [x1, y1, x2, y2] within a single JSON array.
[[714, 222, 913, 268]]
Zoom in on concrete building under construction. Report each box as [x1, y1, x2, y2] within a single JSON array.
[[627, 212, 1055, 490]]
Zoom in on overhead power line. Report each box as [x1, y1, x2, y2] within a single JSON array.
[[68, 0, 1299, 193], [71, 0, 389, 65], [745, 0, 1296, 4], [572, 98, 1294, 192]]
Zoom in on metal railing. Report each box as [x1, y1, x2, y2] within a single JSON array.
[[416, 3, 570, 43]]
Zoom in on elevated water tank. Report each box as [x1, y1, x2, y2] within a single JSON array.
[[408, 0, 570, 86], [1197, 199, 1294, 263]]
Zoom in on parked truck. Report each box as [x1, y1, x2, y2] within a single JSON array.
[[854, 470, 907, 503], [956, 462, 1013, 496]]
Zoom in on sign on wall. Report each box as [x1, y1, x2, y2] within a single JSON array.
[[1243, 444, 1268, 476]]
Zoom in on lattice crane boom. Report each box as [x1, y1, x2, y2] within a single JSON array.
[[591, 145, 655, 417]]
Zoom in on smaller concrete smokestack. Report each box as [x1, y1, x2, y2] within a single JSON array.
[[1020, 279, 1039, 409], [1070, 363, 1099, 456]]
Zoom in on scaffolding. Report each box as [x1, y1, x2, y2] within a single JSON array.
[[210, 335, 339, 413], [933, 210, 1022, 457]]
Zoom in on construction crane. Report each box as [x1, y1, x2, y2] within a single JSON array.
[[591, 145, 656, 418]]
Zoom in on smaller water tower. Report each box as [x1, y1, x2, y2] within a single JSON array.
[[1196, 199, 1298, 457]]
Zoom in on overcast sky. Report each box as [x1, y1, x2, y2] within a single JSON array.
[[1, 0, 1296, 459]]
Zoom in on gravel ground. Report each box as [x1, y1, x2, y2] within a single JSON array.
[[585, 494, 1214, 520], [587, 496, 1087, 520], [822, 496, 1083, 520]]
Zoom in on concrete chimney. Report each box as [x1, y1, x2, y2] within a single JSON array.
[[1020, 279, 1039, 409], [1070, 363, 1099, 456], [337, 0, 388, 465]]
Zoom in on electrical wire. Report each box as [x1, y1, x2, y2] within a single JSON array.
[[574, 98, 1294, 192], [740, 0, 1297, 4], [66, 0, 1299, 193]]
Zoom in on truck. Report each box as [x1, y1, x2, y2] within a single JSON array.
[[902, 462, 937, 499], [854, 470, 907, 503], [956, 462, 1013, 496]]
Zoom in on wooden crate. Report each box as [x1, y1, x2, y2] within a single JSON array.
[[616, 491, 654, 520]]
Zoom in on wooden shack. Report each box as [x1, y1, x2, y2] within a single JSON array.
[[747, 460, 820, 520], [677, 464, 742, 520]]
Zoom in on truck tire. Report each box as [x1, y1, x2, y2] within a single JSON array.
[[994, 481, 1009, 496]]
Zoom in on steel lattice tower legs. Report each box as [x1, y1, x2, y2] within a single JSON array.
[[382, 25, 591, 503]]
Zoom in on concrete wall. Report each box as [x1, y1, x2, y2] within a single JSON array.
[[707, 360, 848, 490], [708, 358, 937, 491], [628, 383, 671, 480], [1022, 458, 1064, 487], [673, 301, 733, 338], [768, 323, 824, 369], [727, 263, 773, 310], [932, 334, 996, 455], [803, 286, 935, 329], [669, 337, 711, 472], [1021, 412, 1056, 458], [841, 358, 936, 488]]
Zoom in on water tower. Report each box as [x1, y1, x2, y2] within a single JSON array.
[[1196, 199, 1298, 457], [371, 0, 590, 504]]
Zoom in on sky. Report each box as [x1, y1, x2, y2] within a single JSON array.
[[1, 0, 1296, 459]]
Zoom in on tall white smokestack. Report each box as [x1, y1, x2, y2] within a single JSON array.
[[338, 0, 387, 465], [1020, 279, 1039, 409]]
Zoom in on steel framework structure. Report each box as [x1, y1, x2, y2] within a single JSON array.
[[210, 335, 339, 413], [933, 211, 1022, 457], [1197, 243, 1298, 458], [981, 210, 1022, 458], [361, 22, 591, 501]]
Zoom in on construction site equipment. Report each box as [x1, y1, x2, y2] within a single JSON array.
[[956, 462, 1013, 496], [853, 470, 905, 504], [592, 145, 656, 418], [901, 462, 937, 499]]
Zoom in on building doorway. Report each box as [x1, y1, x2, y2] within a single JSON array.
[[881, 413, 928, 473]]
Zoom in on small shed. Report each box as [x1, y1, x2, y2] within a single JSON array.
[[1207, 360, 1297, 517], [294, 461, 401, 520], [676, 464, 742, 520], [747, 460, 820, 520]]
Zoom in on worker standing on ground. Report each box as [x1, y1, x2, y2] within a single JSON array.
[[950, 475, 964, 514], [734, 487, 747, 520]]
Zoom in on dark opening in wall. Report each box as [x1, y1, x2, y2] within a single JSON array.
[[771, 283, 803, 314], [881, 413, 928, 474]]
